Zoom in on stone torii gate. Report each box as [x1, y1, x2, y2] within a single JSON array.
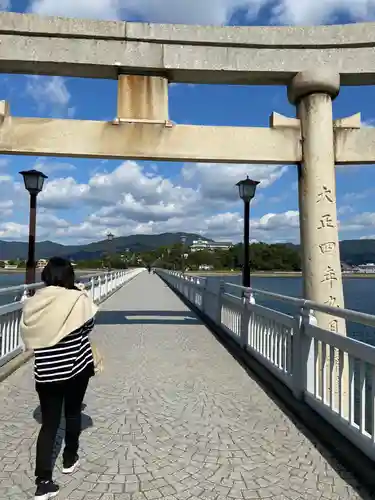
[[0, 12, 374, 336]]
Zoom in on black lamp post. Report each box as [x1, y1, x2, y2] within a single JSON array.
[[236, 176, 260, 288], [181, 235, 186, 273], [107, 232, 114, 271], [20, 169, 48, 285]]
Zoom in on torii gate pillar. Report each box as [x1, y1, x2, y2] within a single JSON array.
[[288, 70, 345, 334], [289, 70, 348, 411]]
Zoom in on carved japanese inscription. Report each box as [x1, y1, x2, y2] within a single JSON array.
[[317, 185, 334, 203], [329, 319, 339, 333], [317, 214, 335, 229], [324, 295, 337, 307], [319, 242, 336, 254], [321, 266, 338, 288]]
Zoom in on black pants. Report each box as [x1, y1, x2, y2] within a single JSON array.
[[35, 370, 90, 481]]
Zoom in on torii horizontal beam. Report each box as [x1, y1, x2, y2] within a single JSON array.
[[0, 116, 301, 164], [1, 12, 375, 84], [0, 101, 373, 164]]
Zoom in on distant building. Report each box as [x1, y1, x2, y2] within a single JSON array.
[[4, 262, 18, 270], [190, 239, 233, 253], [356, 263, 375, 274], [198, 264, 214, 271]]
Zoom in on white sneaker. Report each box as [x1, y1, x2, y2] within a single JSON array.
[[62, 456, 80, 474], [34, 480, 59, 499]]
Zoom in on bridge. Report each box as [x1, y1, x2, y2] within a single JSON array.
[[2, 10, 375, 499], [1, 270, 375, 499]]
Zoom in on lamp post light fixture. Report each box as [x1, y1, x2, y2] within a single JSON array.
[[181, 235, 187, 273], [236, 176, 260, 289], [107, 232, 114, 271], [19, 169, 48, 285]]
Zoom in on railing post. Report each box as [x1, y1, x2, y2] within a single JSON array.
[[191, 278, 196, 304], [20, 288, 28, 303], [97, 276, 102, 301], [201, 280, 207, 314], [217, 280, 224, 326], [240, 289, 254, 348], [0, 323, 5, 357], [89, 277, 95, 301], [292, 305, 315, 400]]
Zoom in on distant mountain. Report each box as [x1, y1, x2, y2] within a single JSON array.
[[339, 240, 375, 266], [1, 236, 374, 265], [0, 233, 212, 261]]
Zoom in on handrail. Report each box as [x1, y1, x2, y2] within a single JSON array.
[[169, 270, 375, 327], [0, 269, 121, 296], [0, 282, 44, 296], [0, 268, 144, 370]]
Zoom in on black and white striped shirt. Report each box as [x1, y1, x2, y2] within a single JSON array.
[[34, 318, 95, 383]]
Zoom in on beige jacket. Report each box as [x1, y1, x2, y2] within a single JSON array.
[[20, 286, 98, 350]]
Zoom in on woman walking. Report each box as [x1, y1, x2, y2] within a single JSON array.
[[21, 257, 98, 500]]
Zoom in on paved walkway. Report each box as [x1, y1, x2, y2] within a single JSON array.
[[0, 272, 369, 499]]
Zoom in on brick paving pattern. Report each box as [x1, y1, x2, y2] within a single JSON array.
[[0, 272, 369, 499]]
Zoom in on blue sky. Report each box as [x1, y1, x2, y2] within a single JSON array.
[[1, 0, 375, 245]]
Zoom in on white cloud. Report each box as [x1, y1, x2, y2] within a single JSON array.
[[341, 212, 375, 233], [25, 76, 75, 118], [31, 208, 301, 244], [29, 0, 263, 24], [337, 205, 354, 216], [182, 163, 287, 203], [1, 156, 373, 246], [40, 177, 89, 209], [274, 0, 375, 25], [0, 222, 29, 240], [28, 0, 375, 25], [0, 158, 293, 243], [30, 0, 118, 19], [0, 174, 28, 221], [0, 209, 73, 241], [39, 161, 285, 218], [39, 161, 199, 214]]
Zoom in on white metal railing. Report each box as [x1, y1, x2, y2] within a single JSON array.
[[157, 269, 375, 463], [0, 268, 144, 368]]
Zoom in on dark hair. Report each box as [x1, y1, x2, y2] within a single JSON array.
[[41, 257, 76, 289]]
